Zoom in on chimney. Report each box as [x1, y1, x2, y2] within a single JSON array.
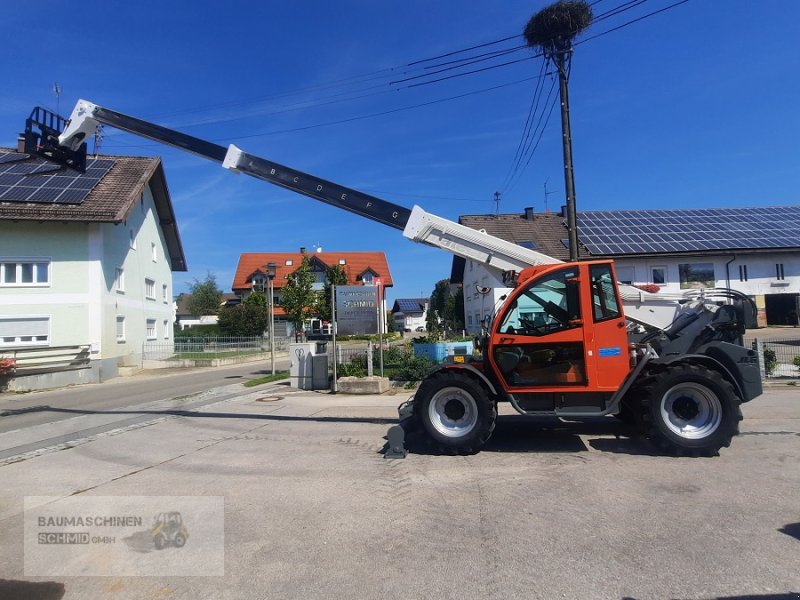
[[299, 246, 306, 254], [524, 207, 535, 221], [560, 205, 568, 218], [17, 134, 26, 153]]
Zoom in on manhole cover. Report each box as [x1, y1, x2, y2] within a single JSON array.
[[256, 396, 283, 403]]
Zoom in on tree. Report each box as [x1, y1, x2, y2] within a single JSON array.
[[317, 264, 349, 322], [279, 253, 318, 333], [218, 304, 269, 337], [244, 291, 267, 307], [428, 279, 464, 335], [186, 273, 223, 317]]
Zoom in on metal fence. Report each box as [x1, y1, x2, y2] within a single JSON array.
[[327, 343, 422, 379], [753, 337, 800, 379], [144, 336, 289, 361]]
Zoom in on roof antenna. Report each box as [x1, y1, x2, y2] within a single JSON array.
[[494, 191, 501, 216], [544, 179, 557, 214], [53, 83, 62, 116]]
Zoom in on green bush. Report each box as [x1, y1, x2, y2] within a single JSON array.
[[390, 354, 435, 383], [175, 324, 222, 337], [763, 348, 777, 376], [793, 355, 800, 370]]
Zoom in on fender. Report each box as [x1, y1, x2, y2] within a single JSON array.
[[651, 353, 747, 401], [425, 363, 501, 398]]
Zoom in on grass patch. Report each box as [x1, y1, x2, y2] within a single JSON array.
[[244, 371, 290, 387]]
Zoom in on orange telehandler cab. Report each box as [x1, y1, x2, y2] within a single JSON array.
[[23, 101, 762, 457]]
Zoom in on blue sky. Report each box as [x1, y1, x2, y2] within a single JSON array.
[[2, 1, 798, 304]]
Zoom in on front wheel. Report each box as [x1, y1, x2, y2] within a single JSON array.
[[414, 370, 496, 454], [634, 363, 742, 456]]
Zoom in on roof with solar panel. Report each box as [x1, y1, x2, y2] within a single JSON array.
[[577, 207, 800, 256], [0, 147, 187, 271], [0, 148, 164, 223]]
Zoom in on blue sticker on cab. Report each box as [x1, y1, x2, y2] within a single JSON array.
[[599, 347, 622, 357]]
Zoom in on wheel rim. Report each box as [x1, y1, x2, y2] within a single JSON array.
[[660, 382, 722, 439], [428, 386, 478, 438]]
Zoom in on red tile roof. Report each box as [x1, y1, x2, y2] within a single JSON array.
[[232, 251, 393, 293]]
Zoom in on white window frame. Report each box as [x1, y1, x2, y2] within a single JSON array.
[[145, 278, 156, 300], [146, 318, 157, 341], [0, 315, 50, 347], [115, 267, 125, 293], [116, 315, 126, 342], [0, 258, 51, 288]]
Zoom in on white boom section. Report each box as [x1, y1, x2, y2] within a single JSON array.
[[58, 100, 100, 150], [402, 205, 562, 273]]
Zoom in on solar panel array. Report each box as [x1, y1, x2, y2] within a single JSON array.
[[0, 152, 115, 205], [577, 207, 800, 255], [395, 299, 426, 313], [516, 240, 539, 250]]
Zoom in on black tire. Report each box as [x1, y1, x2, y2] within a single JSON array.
[[634, 363, 742, 457], [173, 533, 186, 548], [613, 399, 638, 425], [154, 534, 166, 550], [414, 370, 496, 454]]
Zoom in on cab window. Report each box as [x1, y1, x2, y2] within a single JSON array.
[[498, 268, 581, 337], [590, 264, 621, 322]]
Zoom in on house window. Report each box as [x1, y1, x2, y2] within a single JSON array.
[[776, 263, 785, 281], [679, 262, 715, 290], [285, 260, 293, 266], [129, 229, 137, 250], [163, 319, 169, 339], [0, 260, 50, 287], [146, 319, 157, 340], [162, 284, 168, 302], [115, 267, 125, 293], [362, 273, 374, 284], [468, 315, 473, 326], [739, 265, 748, 282], [339, 259, 346, 265], [116, 316, 126, 342], [145, 279, 156, 300], [0, 316, 50, 347], [651, 266, 666, 285], [151, 243, 157, 263]]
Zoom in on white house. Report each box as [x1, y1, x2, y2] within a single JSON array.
[[453, 206, 800, 334], [0, 148, 186, 389], [391, 298, 429, 332]]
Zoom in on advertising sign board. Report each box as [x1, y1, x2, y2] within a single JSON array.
[[335, 286, 378, 335]]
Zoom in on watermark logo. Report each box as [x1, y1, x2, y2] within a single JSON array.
[[24, 496, 223, 576]]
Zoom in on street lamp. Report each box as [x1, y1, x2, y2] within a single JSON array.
[[267, 262, 277, 376]]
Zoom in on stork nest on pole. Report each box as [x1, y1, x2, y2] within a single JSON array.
[[524, 0, 593, 55]]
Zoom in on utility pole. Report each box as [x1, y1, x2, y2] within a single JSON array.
[[524, 1, 593, 261]]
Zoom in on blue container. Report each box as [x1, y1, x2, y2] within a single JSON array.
[[413, 341, 473, 364]]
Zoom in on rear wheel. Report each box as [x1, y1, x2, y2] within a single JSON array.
[[634, 363, 742, 456], [414, 370, 496, 454]]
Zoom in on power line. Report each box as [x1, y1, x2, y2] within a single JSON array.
[[578, 0, 690, 45]]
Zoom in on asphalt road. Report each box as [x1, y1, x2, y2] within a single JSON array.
[[0, 359, 289, 434], [0, 381, 798, 599]]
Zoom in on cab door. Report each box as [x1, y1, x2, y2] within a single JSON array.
[[585, 262, 630, 390], [490, 265, 588, 392]]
